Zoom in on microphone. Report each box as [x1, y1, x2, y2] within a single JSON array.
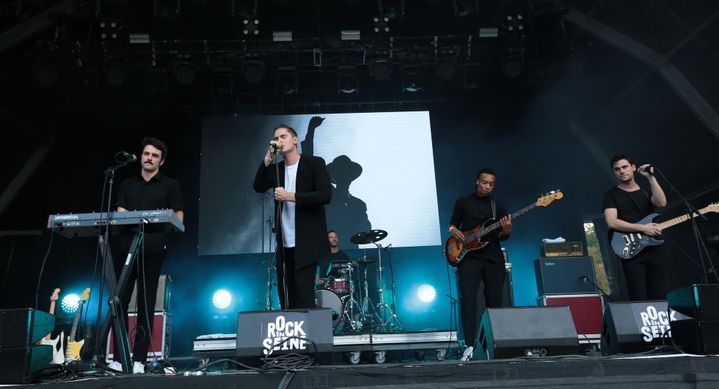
[[118, 151, 137, 162], [269, 141, 281, 150]]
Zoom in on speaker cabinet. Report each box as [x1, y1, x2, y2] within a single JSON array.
[[670, 319, 719, 354], [236, 309, 333, 364], [477, 307, 579, 360], [534, 256, 597, 295], [600, 300, 685, 355], [667, 284, 719, 321], [0, 309, 55, 384]]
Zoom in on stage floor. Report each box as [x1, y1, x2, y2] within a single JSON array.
[[19, 352, 719, 388]]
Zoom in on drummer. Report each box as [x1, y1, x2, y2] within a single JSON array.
[[316, 230, 351, 288]]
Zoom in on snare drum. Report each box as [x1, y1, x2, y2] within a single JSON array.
[[328, 278, 348, 294], [314, 289, 344, 328]]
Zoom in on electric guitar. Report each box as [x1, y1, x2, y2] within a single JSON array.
[[611, 203, 719, 260], [444, 190, 564, 266], [38, 288, 65, 365], [64, 288, 91, 362]]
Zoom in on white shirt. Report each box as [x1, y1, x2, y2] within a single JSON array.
[[280, 160, 298, 247]]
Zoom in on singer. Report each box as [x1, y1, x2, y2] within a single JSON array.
[[253, 125, 332, 309], [603, 154, 668, 300], [108, 137, 184, 374]]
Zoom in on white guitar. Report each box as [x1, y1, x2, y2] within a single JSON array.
[[38, 288, 65, 365]]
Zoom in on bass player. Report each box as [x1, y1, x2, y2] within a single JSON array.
[[448, 168, 512, 361]]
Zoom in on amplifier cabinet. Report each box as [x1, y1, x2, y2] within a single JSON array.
[[535, 256, 597, 295], [539, 294, 604, 344], [107, 312, 171, 360]]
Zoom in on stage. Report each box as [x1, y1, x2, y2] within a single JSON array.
[[21, 353, 719, 388]]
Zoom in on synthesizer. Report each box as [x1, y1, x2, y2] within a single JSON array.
[[47, 209, 184, 238]]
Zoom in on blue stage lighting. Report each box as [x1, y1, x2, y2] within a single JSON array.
[[417, 284, 436, 303], [212, 289, 232, 309], [61, 293, 80, 313]]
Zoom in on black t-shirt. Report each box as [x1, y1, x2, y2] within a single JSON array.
[[449, 193, 508, 263], [116, 173, 184, 254], [602, 186, 654, 225], [317, 250, 350, 278]]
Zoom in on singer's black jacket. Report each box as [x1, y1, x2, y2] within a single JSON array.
[[253, 155, 332, 268]]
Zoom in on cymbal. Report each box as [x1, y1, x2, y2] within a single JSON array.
[[350, 229, 388, 245]]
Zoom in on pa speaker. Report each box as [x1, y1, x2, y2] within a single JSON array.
[[670, 319, 719, 354], [477, 307, 579, 360], [534, 256, 597, 295], [236, 309, 333, 364], [600, 300, 688, 354], [0, 309, 55, 384]]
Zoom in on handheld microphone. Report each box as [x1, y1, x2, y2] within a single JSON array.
[[119, 151, 137, 162], [269, 141, 281, 149]]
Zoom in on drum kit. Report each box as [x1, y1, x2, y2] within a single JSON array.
[[314, 229, 404, 333]]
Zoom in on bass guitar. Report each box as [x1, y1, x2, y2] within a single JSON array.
[[38, 288, 65, 365], [65, 288, 91, 362], [611, 203, 719, 260], [444, 190, 564, 266]]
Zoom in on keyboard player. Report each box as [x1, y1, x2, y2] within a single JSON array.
[[108, 137, 184, 374]]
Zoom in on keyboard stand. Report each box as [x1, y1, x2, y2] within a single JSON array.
[[97, 231, 144, 373]]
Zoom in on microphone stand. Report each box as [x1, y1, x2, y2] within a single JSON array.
[[652, 167, 717, 283]]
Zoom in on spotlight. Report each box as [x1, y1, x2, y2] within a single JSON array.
[[212, 289, 232, 309], [98, 19, 121, 41], [369, 60, 392, 81], [503, 54, 524, 79], [61, 293, 80, 314], [173, 61, 197, 86], [401, 65, 423, 92], [417, 284, 436, 303], [372, 16, 390, 33], [242, 18, 260, 36], [435, 59, 457, 81], [337, 65, 359, 94], [276, 66, 298, 95], [241, 61, 266, 84]]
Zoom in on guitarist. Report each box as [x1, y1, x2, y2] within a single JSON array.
[[448, 168, 512, 361], [603, 154, 668, 301]]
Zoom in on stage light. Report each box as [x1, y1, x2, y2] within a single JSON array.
[[242, 61, 266, 84], [503, 54, 524, 79], [337, 65, 359, 94], [212, 289, 232, 309], [61, 293, 80, 314], [417, 284, 436, 303], [98, 19, 121, 40], [369, 60, 392, 81], [173, 61, 197, 86], [401, 65, 423, 92], [276, 66, 298, 95], [242, 18, 260, 36], [105, 63, 127, 87]]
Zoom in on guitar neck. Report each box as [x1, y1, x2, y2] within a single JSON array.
[[480, 203, 538, 236], [658, 206, 710, 230], [68, 303, 83, 342]]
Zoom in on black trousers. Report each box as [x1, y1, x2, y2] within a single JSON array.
[[457, 257, 506, 348], [621, 246, 668, 301], [112, 249, 165, 364], [277, 247, 317, 309]]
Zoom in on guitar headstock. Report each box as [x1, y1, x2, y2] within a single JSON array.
[[79, 288, 91, 302], [536, 190, 564, 207], [50, 288, 60, 302], [704, 202, 719, 214]]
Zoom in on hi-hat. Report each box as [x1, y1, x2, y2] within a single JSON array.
[[350, 229, 388, 245]]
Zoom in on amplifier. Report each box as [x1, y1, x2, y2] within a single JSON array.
[[541, 242, 584, 257], [535, 256, 597, 295]]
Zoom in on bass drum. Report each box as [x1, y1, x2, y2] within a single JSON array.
[[314, 289, 344, 328]]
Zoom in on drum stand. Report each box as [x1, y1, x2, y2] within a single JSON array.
[[340, 263, 363, 332], [373, 243, 403, 332]]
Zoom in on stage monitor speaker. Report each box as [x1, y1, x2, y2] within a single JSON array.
[[236, 308, 333, 364], [477, 306, 579, 360], [670, 319, 719, 355], [600, 300, 687, 354], [0, 309, 55, 384], [534, 256, 596, 295], [667, 284, 719, 321]]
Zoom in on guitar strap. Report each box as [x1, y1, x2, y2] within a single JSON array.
[[491, 199, 496, 220]]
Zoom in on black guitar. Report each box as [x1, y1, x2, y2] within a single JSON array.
[[610, 203, 718, 260]]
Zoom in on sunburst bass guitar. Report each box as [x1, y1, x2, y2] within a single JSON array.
[[444, 190, 564, 267]]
